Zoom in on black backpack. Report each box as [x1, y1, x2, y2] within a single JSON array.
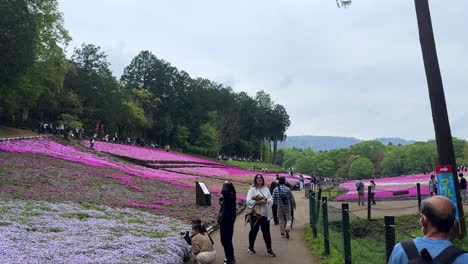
[[401, 240, 467, 264]]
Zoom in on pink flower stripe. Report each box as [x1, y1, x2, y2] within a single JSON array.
[[82, 141, 220, 164], [335, 174, 435, 201]]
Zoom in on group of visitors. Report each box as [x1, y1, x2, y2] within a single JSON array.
[[355, 178, 376, 206], [188, 174, 297, 263], [38, 122, 84, 139]]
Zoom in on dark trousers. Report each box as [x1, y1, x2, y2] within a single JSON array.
[[272, 204, 279, 224], [220, 220, 235, 262], [370, 193, 376, 204], [249, 215, 272, 250]]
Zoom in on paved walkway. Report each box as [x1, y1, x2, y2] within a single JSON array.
[[210, 192, 317, 264]]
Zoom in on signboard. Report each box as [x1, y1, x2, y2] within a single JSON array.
[[198, 182, 210, 195], [393, 190, 410, 196], [195, 181, 211, 206], [436, 165, 459, 220]]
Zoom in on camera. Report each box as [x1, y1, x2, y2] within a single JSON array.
[[180, 230, 192, 245]]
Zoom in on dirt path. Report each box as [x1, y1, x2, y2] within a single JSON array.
[[0, 126, 37, 138], [210, 192, 317, 264]]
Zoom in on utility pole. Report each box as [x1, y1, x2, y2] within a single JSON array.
[[413, 0, 466, 237]]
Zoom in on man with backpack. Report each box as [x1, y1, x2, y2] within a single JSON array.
[[388, 196, 468, 264], [355, 178, 365, 206], [272, 177, 294, 239]]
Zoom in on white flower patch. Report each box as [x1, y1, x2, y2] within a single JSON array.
[[0, 200, 191, 264]]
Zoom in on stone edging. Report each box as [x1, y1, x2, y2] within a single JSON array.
[[0, 135, 45, 142]]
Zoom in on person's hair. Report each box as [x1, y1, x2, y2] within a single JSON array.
[[269, 181, 277, 193], [253, 174, 265, 187], [192, 223, 205, 234], [278, 176, 286, 185], [459, 173, 464, 177], [431, 175, 435, 179], [358, 178, 362, 180], [420, 199, 456, 233], [370, 180, 375, 183], [191, 219, 207, 233]]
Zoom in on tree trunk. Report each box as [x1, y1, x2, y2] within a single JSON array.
[[273, 140, 278, 164], [269, 140, 273, 163], [21, 109, 29, 122], [259, 138, 264, 162]]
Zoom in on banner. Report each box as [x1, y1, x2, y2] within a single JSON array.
[[436, 165, 459, 220]]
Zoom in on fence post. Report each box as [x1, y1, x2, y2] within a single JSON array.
[[322, 197, 330, 256], [311, 192, 317, 238], [367, 185, 372, 221], [342, 203, 352, 264], [384, 216, 395, 263], [309, 190, 313, 228], [417, 183, 421, 211], [316, 188, 322, 223]]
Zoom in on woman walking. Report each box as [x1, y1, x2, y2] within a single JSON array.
[[219, 181, 237, 264], [246, 174, 276, 257]]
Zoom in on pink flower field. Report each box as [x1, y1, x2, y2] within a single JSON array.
[[335, 174, 434, 201], [0, 138, 308, 209], [82, 140, 219, 164]]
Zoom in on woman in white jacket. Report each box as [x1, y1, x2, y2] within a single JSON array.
[[246, 174, 276, 257]]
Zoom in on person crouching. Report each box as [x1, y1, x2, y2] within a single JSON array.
[[191, 223, 216, 264]]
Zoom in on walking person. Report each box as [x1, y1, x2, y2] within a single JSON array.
[[459, 173, 467, 203], [89, 136, 95, 150], [218, 181, 237, 264], [285, 182, 296, 228], [429, 175, 438, 196], [269, 181, 279, 225], [246, 174, 276, 257], [272, 177, 293, 239], [355, 178, 365, 206], [370, 180, 376, 205]]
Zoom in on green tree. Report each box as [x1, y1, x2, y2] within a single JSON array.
[[174, 125, 190, 148], [0, 0, 36, 87], [349, 157, 374, 179], [57, 113, 82, 130]]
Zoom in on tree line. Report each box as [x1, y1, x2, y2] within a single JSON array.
[[0, 0, 290, 161], [277, 139, 468, 179]]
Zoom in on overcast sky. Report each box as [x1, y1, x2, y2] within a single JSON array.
[[58, 0, 468, 141]]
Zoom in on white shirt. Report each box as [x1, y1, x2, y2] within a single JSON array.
[[246, 185, 273, 220]]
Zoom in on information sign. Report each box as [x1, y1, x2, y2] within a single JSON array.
[[436, 165, 459, 220]]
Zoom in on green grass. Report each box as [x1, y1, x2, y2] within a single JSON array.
[[60, 213, 91, 220], [226, 160, 283, 172], [309, 212, 468, 264], [320, 187, 345, 201], [305, 226, 344, 264], [127, 219, 145, 224], [79, 202, 106, 212]]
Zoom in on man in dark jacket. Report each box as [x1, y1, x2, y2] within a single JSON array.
[[219, 181, 237, 264]]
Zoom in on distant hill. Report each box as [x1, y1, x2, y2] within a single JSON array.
[[278, 136, 415, 151]]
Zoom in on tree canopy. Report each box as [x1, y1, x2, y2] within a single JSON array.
[[0, 5, 291, 160], [278, 138, 467, 179]]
